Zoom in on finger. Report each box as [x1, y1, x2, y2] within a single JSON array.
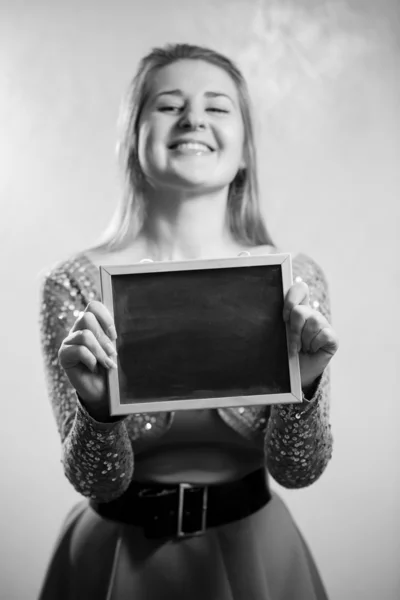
[[68, 329, 117, 370], [71, 311, 117, 357], [301, 312, 329, 354], [283, 281, 310, 322], [287, 305, 311, 354], [71, 309, 97, 335], [86, 301, 117, 340], [59, 343, 98, 373], [310, 327, 339, 356]]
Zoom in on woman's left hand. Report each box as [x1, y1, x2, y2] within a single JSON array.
[[283, 281, 339, 391]]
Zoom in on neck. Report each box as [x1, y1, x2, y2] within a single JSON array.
[[137, 186, 245, 261]]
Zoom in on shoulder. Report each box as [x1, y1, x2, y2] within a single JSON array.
[[38, 252, 100, 327], [250, 245, 328, 284], [291, 252, 328, 288], [292, 252, 331, 318], [251, 246, 330, 315], [38, 252, 94, 300], [38, 243, 145, 301]]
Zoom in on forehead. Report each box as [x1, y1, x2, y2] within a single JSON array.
[[147, 59, 239, 100]]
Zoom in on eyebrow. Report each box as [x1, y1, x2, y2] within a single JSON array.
[[155, 89, 234, 103]]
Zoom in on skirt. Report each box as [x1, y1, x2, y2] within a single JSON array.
[[38, 491, 329, 600]]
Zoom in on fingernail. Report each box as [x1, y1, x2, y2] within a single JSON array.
[[105, 342, 117, 357], [105, 357, 118, 369], [107, 325, 117, 341]]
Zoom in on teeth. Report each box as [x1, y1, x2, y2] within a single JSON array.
[[173, 142, 211, 152]]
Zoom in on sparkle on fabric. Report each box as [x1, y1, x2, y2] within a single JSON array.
[[39, 252, 333, 501]]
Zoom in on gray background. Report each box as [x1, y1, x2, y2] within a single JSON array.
[[0, 0, 399, 598]]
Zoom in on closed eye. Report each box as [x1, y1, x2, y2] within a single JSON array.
[[157, 106, 183, 113], [207, 108, 229, 113], [158, 106, 229, 114]]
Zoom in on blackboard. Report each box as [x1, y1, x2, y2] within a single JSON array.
[[100, 254, 301, 415]]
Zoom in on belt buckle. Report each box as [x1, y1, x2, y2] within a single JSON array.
[[177, 483, 208, 539]]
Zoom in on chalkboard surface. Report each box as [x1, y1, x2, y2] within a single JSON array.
[[111, 264, 290, 405], [100, 254, 301, 414]]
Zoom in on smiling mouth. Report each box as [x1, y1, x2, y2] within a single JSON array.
[[168, 141, 214, 154]]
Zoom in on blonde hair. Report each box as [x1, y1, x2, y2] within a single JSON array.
[[92, 43, 274, 251]]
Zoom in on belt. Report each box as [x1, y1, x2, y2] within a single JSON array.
[[90, 468, 271, 540]]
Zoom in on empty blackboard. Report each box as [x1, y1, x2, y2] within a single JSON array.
[[100, 254, 301, 415]]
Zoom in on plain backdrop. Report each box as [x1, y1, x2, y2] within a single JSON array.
[[1, 0, 399, 598]]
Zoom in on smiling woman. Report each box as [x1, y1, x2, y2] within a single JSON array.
[[38, 43, 337, 600], [137, 60, 246, 206]]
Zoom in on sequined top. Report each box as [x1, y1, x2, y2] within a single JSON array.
[[39, 251, 333, 502]]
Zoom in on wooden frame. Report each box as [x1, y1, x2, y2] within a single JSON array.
[[100, 254, 301, 416]]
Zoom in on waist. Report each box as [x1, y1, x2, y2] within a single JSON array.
[[133, 445, 265, 485], [90, 467, 271, 540]]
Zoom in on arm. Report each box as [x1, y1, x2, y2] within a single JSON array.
[[265, 256, 334, 488], [39, 267, 134, 502]]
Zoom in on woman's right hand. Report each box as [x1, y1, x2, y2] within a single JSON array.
[[58, 301, 118, 421]]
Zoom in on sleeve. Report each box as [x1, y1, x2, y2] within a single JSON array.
[[39, 268, 134, 502], [265, 255, 334, 488]]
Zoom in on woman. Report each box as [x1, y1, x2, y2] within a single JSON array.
[[39, 43, 338, 600]]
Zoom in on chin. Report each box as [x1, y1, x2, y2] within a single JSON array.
[[171, 168, 234, 190], [146, 165, 234, 194], [157, 171, 219, 191], [170, 177, 224, 193]]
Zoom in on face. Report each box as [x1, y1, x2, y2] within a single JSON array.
[[137, 59, 245, 193]]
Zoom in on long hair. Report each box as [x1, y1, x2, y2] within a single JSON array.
[[92, 43, 274, 251]]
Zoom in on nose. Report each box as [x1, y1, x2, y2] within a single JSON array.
[[178, 106, 206, 130]]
